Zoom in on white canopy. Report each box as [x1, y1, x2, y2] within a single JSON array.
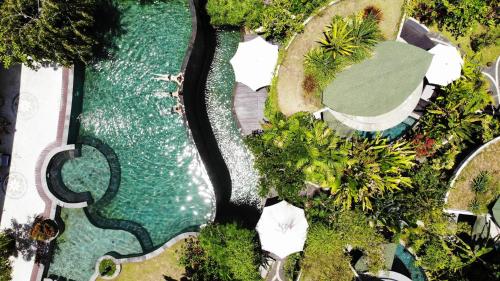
[[230, 36, 279, 91], [425, 44, 463, 86], [256, 201, 309, 259]]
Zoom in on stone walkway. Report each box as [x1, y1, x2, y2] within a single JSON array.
[[482, 56, 499, 105], [276, 0, 405, 116], [0, 65, 69, 281]]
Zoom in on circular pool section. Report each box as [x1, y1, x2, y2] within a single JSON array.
[[61, 144, 112, 202]]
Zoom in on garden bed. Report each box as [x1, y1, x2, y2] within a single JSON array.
[[276, 0, 405, 116], [96, 240, 186, 281], [447, 139, 500, 213]]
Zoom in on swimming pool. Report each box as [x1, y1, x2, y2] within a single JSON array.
[[205, 29, 260, 205], [47, 1, 214, 280], [361, 117, 417, 141], [395, 244, 427, 281]]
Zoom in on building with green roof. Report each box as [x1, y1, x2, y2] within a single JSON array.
[[320, 41, 433, 132]]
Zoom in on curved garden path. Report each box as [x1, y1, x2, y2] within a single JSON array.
[[277, 0, 405, 116]]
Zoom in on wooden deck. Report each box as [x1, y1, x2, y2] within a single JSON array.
[[233, 83, 267, 135], [232, 33, 268, 135]]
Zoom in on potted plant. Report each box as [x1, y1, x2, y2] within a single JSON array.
[[99, 258, 121, 279], [30, 216, 59, 242]]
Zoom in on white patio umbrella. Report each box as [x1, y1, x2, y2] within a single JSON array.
[[230, 36, 279, 91], [256, 201, 309, 259], [425, 44, 463, 86]]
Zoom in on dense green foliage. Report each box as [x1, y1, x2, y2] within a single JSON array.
[[303, 14, 381, 100], [246, 113, 416, 209], [206, 0, 263, 27], [206, 0, 331, 42], [98, 259, 117, 277], [0, 232, 13, 281], [400, 209, 495, 280], [471, 171, 491, 194], [408, 0, 497, 38], [301, 211, 385, 281], [180, 223, 262, 281], [0, 0, 119, 68]]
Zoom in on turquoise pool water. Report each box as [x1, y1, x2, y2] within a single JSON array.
[[61, 145, 110, 201], [395, 245, 427, 281], [47, 1, 214, 280], [361, 117, 417, 141], [205, 30, 259, 204]]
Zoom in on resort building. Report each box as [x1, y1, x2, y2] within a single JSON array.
[[315, 18, 464, 136]]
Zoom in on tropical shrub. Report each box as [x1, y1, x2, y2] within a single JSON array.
[[471, 171, 491, 193], [0, 232, 13, 281], [371, 163, 449, 231], [303, 14, 381, 100], [0, 0, 120, 68], [301, 211, 385, 281], [332, 135, 416, 210], [412, 134, 437, 159], [246, 113, 346, 204], [260, 0, 304, 42], [246, 113, 416, 210], [408, 0, 496, 38], [401, 209, 493, 280], [206, 0, 263, 27], [420, 59, 497, 148], [180, 223, 262, 281], [318, 16, 356, 59], [99, 259, 116, 277]]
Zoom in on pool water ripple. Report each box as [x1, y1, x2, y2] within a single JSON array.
[[48, 1, 215, 280]]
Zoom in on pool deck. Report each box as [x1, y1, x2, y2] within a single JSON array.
[[0, 64, 72, 281], [231, 33, 268, 135]]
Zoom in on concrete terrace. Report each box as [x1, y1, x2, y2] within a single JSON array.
[[0, 65, 72, 281]]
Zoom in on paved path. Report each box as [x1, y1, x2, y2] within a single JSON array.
[[0, 65, 21, 223], [277, 0, 405, 116], [266, 257, 287, 281], [482, 56, 499, 105]]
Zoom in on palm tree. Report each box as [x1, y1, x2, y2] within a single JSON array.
[[331, 135, 416, 210], [318, 16, 356, 59], [350, 14, 382, 48]]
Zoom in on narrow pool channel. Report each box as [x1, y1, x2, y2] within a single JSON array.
[[204, 29, 260, 205], [47, 1, 214, 280]]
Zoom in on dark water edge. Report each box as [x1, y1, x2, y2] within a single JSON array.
[[183, 0, 261, 227]]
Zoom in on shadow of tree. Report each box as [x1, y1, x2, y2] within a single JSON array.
[[3, 217, 53, 265], [90, 0, 127, 63]]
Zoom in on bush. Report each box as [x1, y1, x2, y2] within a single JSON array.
[[99, 259, 117, 277], [471, 171, 491, 194], [180, 223, 263, 281], [206, 0, 263, 27], [363, 5, 383, 22], [30, 217, 58, 241], [0, 232, 13, 281], [301, 212, 385, 281], [0, 0, 121, 68]]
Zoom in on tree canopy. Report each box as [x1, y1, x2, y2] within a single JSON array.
[[246, 113, 416, 209], [301, 211, 385, 281], [180, 223, 263, 281], [0, 0, 119, 68], [0, 232, 13, 281]]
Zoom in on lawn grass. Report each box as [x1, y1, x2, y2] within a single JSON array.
[[429, 23, 500, 66], [96, 239, 186, 281], [276, 0, 406, 116], [447, 141, 500, 214]]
